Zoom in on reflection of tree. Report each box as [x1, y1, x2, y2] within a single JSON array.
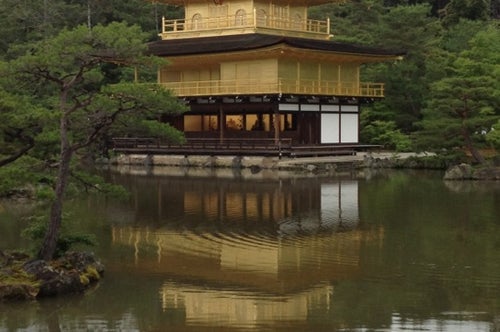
[[46, 311, 61, 332], [358, 171, 500, 324]]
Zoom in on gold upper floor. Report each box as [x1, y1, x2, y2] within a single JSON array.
[[158, 0, 343, 40], [160, 8, 331, 40], [149, 1, 401, 98], [158, 50, 392, 98]]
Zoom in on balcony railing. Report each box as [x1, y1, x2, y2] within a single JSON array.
[[161, 10, 330, 38], [159, 79, 384, 98]]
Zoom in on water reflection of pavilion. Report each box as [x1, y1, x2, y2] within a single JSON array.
[[109, 175, 382, 328], [160, 282, 334, 327], [112, 225, 363, 328], [110, 171, 362, 230], [112, 225, 363, 292]]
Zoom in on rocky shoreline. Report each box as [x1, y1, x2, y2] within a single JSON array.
[[102, 152, 442, 174], [0, 251, 104, 301], [102, 152, 500, 180], [443, 163, 500, 180]]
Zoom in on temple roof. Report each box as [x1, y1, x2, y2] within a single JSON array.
[[148, 33, 405, 58]]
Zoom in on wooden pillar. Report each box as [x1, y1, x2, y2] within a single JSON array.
[[339, 104, 342, 143], [274, 102, 281, 145], [219, 104, 224, 143]]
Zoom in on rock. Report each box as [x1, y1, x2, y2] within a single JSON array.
[[472, 167, 500, 180], [180, 156, 190, 167], [23, 260, 52, 277], [61, 251, 104, 273], [363, 154, 375, 168], [363, 156, 396, 169], [249, 165, 261, 174], [22, 259, 79, 297], [0, 284, 39, 301], [261, 157, 276, 169], [443, 163, 474, 180], [305, 164, 317, 172], [324, 163, 337, 171], [444, 164, 500, 180], [0, 251, 104, 301], [37, 270, 83, 298], [232, 156, 242, 169], [203, 156, 217, 168], [94, 157, 109, 164]]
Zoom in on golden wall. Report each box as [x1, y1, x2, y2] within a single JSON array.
[[183, 1, 309, 24], [220, 59, 278, 82], [159, 67, 220, 83], [161, 58, 360, 86], [277, 59, 359, 84]]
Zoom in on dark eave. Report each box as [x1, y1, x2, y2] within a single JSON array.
[[148, 33, 405, 58]]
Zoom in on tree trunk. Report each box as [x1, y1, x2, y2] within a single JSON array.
[[38, 96, 73, 260], [37, 147, 72, 260], [460, 100, 485, 165], [462, 126, 485, 164]]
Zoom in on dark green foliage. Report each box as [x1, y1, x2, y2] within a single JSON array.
[[486, 120, 500, 150], [361, 4, 442, 134], [0, 0, 183, 56], [22, 215, 97, 258], [393, 153, 466, 169], [0, 22, 186, 259], [320, 0, 500, 158], [360, 118, 412, 151], [0, 157, 47, 197], [310, 1, 385, 45], [415, 24, 500, 163], [441, 0, 491, 26]]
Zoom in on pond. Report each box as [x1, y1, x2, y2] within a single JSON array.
[[1, 167, 499, 331]]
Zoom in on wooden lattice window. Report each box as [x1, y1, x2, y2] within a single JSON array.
[[209, 4, 228, 17], [292, 13, 302, 30], [235, 9, 247, 26], [191, 13, 203, 30], [256, 9, 267, 27]]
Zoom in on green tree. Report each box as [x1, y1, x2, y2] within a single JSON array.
[[0, 89, 42, 167], [0, 0, 183, 57], [359, 4, 442, 148], [1, 22, 185, 260], [441, 0, 491, 26], [309, 0, 385, 45], [486, 119, 500, 150], [82, 0, 183, 38], [0, 0, 85, 55], [416, 25, 500, 163]]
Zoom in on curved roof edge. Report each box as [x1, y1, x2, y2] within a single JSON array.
[[148, 33, 406, 58]]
